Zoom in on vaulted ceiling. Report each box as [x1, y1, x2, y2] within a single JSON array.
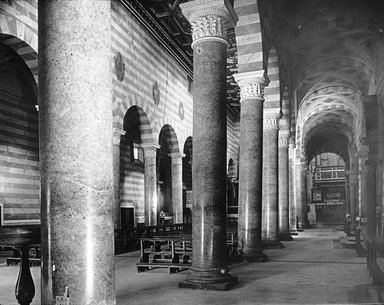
[[127, 0, 384, 165]]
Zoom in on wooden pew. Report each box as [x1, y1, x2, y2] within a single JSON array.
[[137, 235, 192, 274]]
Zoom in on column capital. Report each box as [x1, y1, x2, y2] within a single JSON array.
[[234, 71, 270, 101], [168, 152, 186, 164], [278, 137, 289, 148], [180, 0, 238, 49], [113, 128, 126, 145], [345, 171, 359, 184], [141, 144, 160, 158], [263, 111, 280, 131]]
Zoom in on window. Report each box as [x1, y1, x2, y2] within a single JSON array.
[[132, 143, 144, 162]]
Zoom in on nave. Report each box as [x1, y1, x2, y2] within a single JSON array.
[[0, 228, 377, 305]]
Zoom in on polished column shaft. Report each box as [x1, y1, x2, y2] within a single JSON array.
[[235, 72, 268, 261], [262, 114, 282, 247], [113, 128, 125, 229], [288, 140, 297, 231], [278, 137, 293, 240], [179, 0, 238, 290], [169, 152, 184, 224], [39, 1, 115, 304], [144, 145, 159, 226]]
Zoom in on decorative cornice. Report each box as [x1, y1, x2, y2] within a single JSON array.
[[234, 71, 269, 101], [180, 0, 238, 48]]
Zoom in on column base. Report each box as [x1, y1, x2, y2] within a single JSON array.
[[240, 247, 268, 263], [262, 239, 284, 249], [179, 269, 238, 291], [278, 232, 294, 241]]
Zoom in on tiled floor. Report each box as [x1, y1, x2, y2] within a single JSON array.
[[0, 228, 380, 305]]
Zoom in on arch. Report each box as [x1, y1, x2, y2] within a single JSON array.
[[264, 47, 281, 109], [158, 124, 180, 154], [113, 93, 158, 143], [183, 136, 193, 160], [123, 105, 154, 146], [0, 29, 38, 84], [228, 159, 236, 178], [182, 136, 193, 223]]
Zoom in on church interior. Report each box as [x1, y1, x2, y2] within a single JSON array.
[[1, 0, 384, 304]]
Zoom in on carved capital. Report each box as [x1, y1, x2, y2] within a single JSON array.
[[142, 144, 160, 159], [113, 128, 126, 145], [279, 137, 289, 148], [234, 71, 269, 101], [180, 0, 238, 48], [264, 116, 279, 130], [168, 152, 186, 165]]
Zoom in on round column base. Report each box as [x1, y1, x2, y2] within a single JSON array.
[[179, 268, 238, 291], [278, 232, 294, 241], [240, 247, 268, 263], [262, 239, 284, 249]]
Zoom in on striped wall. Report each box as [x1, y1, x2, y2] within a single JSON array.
[[234, 0, 264, 73], [120, 136, 145, 225], [264, 48, 280, 110], [111, 1, 193, 223], [227, 114, 240, 171], [0, 1, 38, 84], [279, 88, 290, 133], [111, 0, 193, 152], [0, 68, 39, 225]]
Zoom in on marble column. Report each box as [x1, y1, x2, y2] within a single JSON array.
[[143, 144, 159, 226], [278, 135, 293, 241], [39, 1, 115, 304], [234, 71, 268, 262], [295, 160, 306, 229], [262, 112, 283, 248], [288, 139, 297, 231], [349, 172, 358, 222], [366, 160, 377, 237], [113, 128, 125, 229], [169, 152, 185, 224], [359, 148, 369, 221], [179, 0, 238, 290]]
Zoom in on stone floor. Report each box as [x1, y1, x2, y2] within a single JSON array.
[[0, 228, 382, 305]]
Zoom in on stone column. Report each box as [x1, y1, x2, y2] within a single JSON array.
[[288, 139, 297, 231], [295, 159, 306, 229], [349, 172, 358, 222], [278, 135, 293, 241], [179, 0, 238, 290], [169, 152, 185, 224], [39, 1, 115, 304], [143, 144, 159, 226], [113, 128, 125, 229], [366, 160, 377, 237], [262, 112, 283, 248], [234, 71, 268, 262], [358, 147, 369, 220]]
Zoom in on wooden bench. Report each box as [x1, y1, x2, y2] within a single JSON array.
[[6, 257, 41, 267], [137, 236, 192, 274]]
